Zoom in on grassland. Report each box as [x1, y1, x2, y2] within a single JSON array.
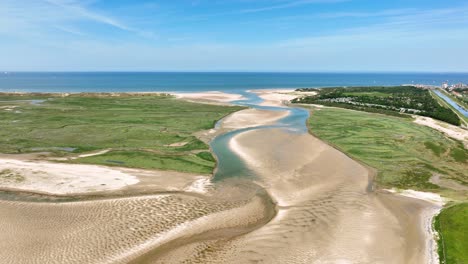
[[434, 203, 468, 264], [0, 93, 243, 174], [307, 107, 467, 192]]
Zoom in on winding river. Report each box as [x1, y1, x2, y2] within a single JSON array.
[[211, 91, 309, 181]]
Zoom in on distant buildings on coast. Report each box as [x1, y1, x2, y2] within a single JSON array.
[[404, 82, 468, 91], [441, 82, 468, 91]]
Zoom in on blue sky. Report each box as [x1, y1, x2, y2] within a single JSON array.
[[1, 0, 468, 72]]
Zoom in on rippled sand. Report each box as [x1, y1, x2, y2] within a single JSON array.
[[153, 128, 439, 263], [0, 181, 274, 264]]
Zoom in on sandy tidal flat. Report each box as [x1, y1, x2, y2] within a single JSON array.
[[156, 127, 441, 263], [221, 108, 290, 129], [173, 91, 244, 105], [0, 183, 274, 264], [0, 158, 139, 195]]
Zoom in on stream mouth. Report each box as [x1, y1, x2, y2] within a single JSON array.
[[210, 90, 310, 182]]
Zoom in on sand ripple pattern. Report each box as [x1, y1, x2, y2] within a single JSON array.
[[153, 128, 436, 263], [0, 184, 273, 264]]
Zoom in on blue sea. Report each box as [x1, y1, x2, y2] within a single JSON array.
[[0, 72, 467, 93]]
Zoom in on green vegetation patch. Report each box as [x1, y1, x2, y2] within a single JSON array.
[[0, 169, 25, 183], [435, 203, 468, 264], [308, 107, 467, 191], [425, 141, 446, 157], [0, 93, 244, 173], [450, 148, 467, 163], [74, 150, 215, 174]]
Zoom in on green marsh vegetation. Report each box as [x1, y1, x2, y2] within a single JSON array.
[[0, 93, 243, 174], [434, 203, 468, 264], [0, 169, 25, 183], [294, 86, 461, 126], [307, 107, 467, 192]]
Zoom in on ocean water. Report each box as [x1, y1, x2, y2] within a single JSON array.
[[0, 72, 468, 93]]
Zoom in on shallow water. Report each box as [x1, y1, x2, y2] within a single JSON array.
[[210, 91, 309, 181]]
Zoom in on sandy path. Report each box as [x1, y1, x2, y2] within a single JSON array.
[[413, 115, 468, 148], [156, 128, 439, 263]]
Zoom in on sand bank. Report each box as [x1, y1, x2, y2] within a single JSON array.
[[0, 157, 219, 196], [0, 182, 274, 264], [195, 107, 290, 144], [0, 158, 139, 195], [250, 89, 298, 106], [250, 89, 318, 107], [221, 108, 290, 129], [413, 116, 468, 148], [170, 128, 435, 263], [173, 91, 244, 105]]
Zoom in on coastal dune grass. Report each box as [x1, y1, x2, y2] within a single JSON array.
[[435, 203, 468, 264], [0, 93, 243, 174], [307, 107, 467, 191]]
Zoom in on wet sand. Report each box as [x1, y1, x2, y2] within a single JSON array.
[[0, 182, 275, 264], [153, 128, 439, 263], [221, 108, 290, 130]]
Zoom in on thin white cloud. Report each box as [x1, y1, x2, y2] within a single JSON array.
[[43, 0, 137, 32], [0, 0, 155, 38], [278, 6, 468, 48], [318, 8, 417, 18], [240, 0, 349, 13], [54, 25, 85, 36]]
